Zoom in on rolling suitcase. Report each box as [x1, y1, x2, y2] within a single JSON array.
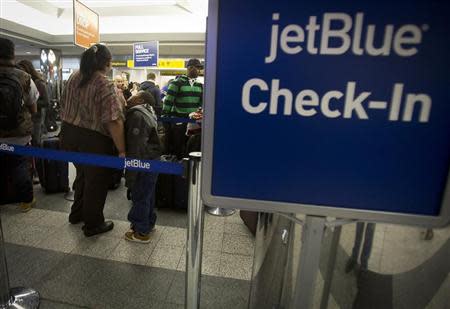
[[36, 137, 69, 193], [155, 155, 188, 209]]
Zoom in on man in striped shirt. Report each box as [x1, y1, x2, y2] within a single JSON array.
[[162, 59, 203, 158]]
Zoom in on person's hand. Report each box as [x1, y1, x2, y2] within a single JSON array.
[[118, 152, 126, 158]]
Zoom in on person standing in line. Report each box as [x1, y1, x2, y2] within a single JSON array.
[[60, 44, 125, 237], [124, 91, 162, 243], [140, 72, 162, 116], [113, 75, 128, 108], [17, 59, 50, 185], [16, 60, 49, 148], [162, 59, 203, 158], [0, 38, 39, 211]]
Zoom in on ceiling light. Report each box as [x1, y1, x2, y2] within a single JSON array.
[[26, 51, 31, 54]]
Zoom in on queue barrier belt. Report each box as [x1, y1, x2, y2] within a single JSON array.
[[158, 116, 198, 124], [0, 143, 184, 175]]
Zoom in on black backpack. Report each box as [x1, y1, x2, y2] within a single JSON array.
[[0, 72, 24, 130]]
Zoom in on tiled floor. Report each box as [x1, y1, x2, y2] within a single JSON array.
[[0, 174, 254, 308], [1, 168, 449, 308], [338, 221, 450, 275]]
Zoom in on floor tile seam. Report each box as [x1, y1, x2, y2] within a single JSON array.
[[26, 250, 70, 286], [175, 248, 187, 276], [146, 246, 185, 269], [141, 241, 160, 266], [220, 251, 255, 259], [222, 231, 254, 238], [163, 274, 182, 304], [1, 210, 48, 226], [40, 297, 89, 309], [13, 206, 191, 230], [68, 237, 122, 261]]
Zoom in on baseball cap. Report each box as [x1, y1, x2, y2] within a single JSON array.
[[187, 58, 203, 68]]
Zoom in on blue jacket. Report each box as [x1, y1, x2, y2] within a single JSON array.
[[140, 81, 162, 115]]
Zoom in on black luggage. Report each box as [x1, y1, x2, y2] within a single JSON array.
[[45, 99, 60, 132], [155, 155, 188, 209], [36, 137, 69, 193]]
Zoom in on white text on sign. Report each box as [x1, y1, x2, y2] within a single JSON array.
[[241, 12, 432, 123], [265, 12, 428, 63], [242, 80, 431, 122]]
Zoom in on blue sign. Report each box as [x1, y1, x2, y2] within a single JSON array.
[[202, 0, 450, 226], [133, 41, 158, 67]]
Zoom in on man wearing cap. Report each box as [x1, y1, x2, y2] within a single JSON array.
[[162, 58, 203, 158]]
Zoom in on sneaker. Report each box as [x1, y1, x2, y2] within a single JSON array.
[[19, 198, 36, 213], [124, 231, 151, 243]]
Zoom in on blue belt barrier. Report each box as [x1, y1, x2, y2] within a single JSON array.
[[0, 143, 184, 176], [158, 116, 197, 124]]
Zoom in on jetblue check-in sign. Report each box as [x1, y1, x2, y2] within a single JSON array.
[[201, 0, 450, 226]]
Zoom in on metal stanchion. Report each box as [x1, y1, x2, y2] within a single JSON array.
[[320, 226, 342, 309], [0, 215, 39, 309], [185, 152, 205, 309], [205, 205, 235, 216], [292, 215, 326, 309]]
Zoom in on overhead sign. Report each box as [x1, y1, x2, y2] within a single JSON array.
[[158, 59, 185, 69], [202, 0, 450, 227], [73, 0, 99, 49], [133, 41, 158, 67]]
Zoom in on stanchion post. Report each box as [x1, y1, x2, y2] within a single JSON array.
[[185, 152, 204, 309], [0, 214, 40, 308], [0, 216, 12, 306], [292, 215, 326, 309], [320, 226, 342, 309]]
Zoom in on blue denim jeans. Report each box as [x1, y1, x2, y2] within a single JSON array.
[[0, 153, 33, 204], [127, 172, 158, 234]]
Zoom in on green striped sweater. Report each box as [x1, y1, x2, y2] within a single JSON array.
[[162, 75, 203, 117]]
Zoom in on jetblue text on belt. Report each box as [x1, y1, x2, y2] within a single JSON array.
[[242, 13, 431, 123], [0, 143, 184, 175]]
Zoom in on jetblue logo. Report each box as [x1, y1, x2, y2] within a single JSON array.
[[266, 12, 428, 63], [124, 159, 151, 170], [0, 143, 14, 152]]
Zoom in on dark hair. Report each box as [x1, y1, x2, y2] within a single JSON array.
[[147, 72, 156, 80], [79, 44, 112, 88], [0, 38, 15, 60], [138, 90, 155, 107], [128, 82, 134, 90], [17, 59, 43, 82]]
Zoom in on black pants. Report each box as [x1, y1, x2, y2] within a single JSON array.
[[0, 152, 33, 204], [60, 122, 115, 228], [164, 122, 188, 159]]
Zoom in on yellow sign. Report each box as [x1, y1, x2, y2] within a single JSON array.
[[127, 60, 134, 68], [158, 59, 185, 69], [111, 61, 127, 67], [73, 0, 99, 49]]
